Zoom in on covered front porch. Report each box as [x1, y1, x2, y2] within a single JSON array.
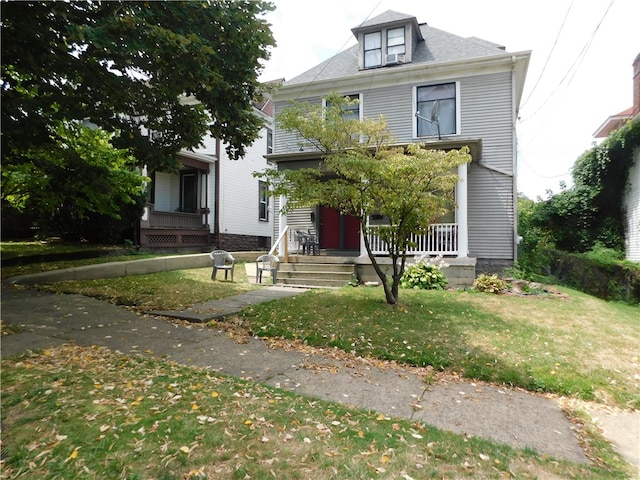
[[278, 159, 470, 259], [270, 139, 478, 260], [139, 151, 214, 250]]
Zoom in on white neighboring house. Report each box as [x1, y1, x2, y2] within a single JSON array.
[[625, 146, 640, 262], [594, 53, 640, 262], [139, 97, 275, 252]]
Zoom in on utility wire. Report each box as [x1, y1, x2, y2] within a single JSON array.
[[520, 0, 615, 124], [520, 0, 574, 109], [293, 0, 382, 100]]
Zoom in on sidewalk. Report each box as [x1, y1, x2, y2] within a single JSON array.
[[148, 285, 307, 322], [1, 286, 637, 470]]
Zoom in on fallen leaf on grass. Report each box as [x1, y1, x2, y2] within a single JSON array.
[[65, 448, 80, 462]]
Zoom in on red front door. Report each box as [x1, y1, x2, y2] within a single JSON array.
[[320, 206, 360, 250]]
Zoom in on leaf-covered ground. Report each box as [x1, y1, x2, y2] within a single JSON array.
[[2, 345, 630, 480]]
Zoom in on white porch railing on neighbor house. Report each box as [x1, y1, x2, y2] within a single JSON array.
[[367, 223, 459, 256]]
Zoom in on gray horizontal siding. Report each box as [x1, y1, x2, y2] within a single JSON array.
[[272, 71, 517, 261], [467, 165, 514, 259], [462, 72, 515, 259], [274, 97, 323, 153], [362, 87, 414, 143], [461, 73, 514, 174]]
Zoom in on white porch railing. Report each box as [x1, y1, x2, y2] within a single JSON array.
[[367, 223, 459, 256], [269, 225, 290, 261]]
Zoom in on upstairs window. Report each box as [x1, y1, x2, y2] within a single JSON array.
[[325, 94, 361, 121], [266, 128, 273, 154], [387, 27, 405, 55], [364, 32, 382, 68], [416, 83, 457, 137], [340, 94, 361, 121], [258, 181, 269, 221]]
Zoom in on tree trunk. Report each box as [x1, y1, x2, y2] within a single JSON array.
[[362, 230, 397, 305]]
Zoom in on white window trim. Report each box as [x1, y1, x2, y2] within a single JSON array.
[[321, 93, 363, 121], [412, 81, 461, 139], [259, 181, 269, 221], [266, 127, 273, 154]]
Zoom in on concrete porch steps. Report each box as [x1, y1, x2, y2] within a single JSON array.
[[277, 258, 356, 288]]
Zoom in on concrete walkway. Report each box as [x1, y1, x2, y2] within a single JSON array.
[[6, 286, 636, 468], [148, 285, 306, 322]]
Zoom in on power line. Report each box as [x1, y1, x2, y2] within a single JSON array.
[[520, 0, 615, 124], [520, 0, 574, 109], [293, 0, 383, 100]]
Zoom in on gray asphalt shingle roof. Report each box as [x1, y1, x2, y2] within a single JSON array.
[[286, 11, 509, 86]]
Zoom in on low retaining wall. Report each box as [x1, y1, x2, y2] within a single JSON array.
[[5, 251, 267, 285], [355, 256, 477, 289]]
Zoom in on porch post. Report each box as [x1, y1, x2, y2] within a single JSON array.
[[359, 214, 368, 257], [456, 164, 469, 257]]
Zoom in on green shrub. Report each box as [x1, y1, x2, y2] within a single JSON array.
[[473, 274, 508, 294], [400, 262, 448, 290]]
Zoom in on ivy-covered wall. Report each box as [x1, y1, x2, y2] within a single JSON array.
[[529, 118, 640, 253]]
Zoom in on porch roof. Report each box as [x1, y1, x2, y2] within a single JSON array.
[[265, 138, 482, 166]]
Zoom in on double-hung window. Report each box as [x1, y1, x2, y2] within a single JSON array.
[[258, 181, 269, 221], [387, 27, 405, 55], [364, 32, 382, 68], [266, 128, 273, 154], [340, 94, 360, 121], [416, 83, 457, 137], [325, 93, 361, 121]]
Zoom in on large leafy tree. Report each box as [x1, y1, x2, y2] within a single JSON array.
[[2, 122, 148, 241], [259, 94, 471, 305], [1, 1, 276, 171]]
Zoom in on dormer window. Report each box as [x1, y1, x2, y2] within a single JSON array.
[[387, 27, 405, 55], [353, 11, 422, 70], [364, 32, 382, 68], [363, 26, 407, 68]]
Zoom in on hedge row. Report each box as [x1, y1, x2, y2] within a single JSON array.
[[539, 248, 640, 304]]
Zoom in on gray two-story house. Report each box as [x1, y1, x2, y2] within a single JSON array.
[[267, 10, 530, 280]]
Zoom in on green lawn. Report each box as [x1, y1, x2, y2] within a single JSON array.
[[239, 286, 639, 410], [1, 242, 638, 478]]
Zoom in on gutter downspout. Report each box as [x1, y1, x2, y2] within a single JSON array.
[[512, 55, 520, 262]]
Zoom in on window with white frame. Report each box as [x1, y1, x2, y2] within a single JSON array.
[[364, 32, 382, 68], [416, 83, 457, 137], [325, 94, 361, 121], [266, 128, 273, 154], [258, 181, 269, 221], [387, 27, 405, 55]]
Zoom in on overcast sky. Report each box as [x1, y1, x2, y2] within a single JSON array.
[[259, 0, 639, 200]]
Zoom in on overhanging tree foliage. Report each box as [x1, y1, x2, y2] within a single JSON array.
[[1, 0, 275, 171], [258, 94, 471, 305]]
